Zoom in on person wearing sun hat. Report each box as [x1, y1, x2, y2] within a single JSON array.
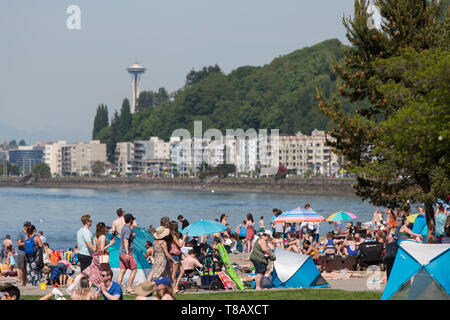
[[135, 280, 158, 300], [151, 226, 177, 281]]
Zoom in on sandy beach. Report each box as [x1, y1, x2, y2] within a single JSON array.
[[13, 251, 384, 298]]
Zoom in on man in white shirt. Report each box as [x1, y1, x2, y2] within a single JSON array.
[[76, 215, 95, 272]]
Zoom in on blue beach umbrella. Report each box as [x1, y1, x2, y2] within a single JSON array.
[[180, 220, 228, 237]]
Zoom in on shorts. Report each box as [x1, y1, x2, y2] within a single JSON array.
[[57, 262, 67, 275], [78, 254, 93, 272], [171, 254, 180, 262], [119, 254, 137, 270], [250, 259, 268, 275], [17, 254, 26, 270]]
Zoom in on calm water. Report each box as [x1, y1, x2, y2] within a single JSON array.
[[0, 187, 379, 250]]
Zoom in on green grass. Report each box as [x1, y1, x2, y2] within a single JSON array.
[[21, 289, 381, 300]]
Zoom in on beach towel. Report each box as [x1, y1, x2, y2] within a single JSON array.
[[217, 271, 234, 290]]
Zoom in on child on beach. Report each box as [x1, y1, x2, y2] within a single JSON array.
[[259, 217, 266, 232]]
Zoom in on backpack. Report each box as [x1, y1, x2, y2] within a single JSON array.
[[238, 225, 247, 238], [24, 234, 37, 255]]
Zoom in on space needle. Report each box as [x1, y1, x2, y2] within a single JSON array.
[[127, 62, 146, 114]]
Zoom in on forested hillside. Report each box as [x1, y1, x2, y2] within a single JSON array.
[[94, 38, 357, 161]]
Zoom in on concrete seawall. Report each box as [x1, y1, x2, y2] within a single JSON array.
[[0, 177, 357, 196]]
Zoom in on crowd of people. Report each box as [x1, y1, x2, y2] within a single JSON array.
[[1, 201, 449, 300]]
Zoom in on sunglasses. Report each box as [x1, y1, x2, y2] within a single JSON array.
[[101, 273, 109, 277]]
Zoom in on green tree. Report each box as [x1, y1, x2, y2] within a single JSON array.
[[108, 110, 120, 163], [0, 161, 21, 176], [18, 140, 26, 146], [92, 104, 109, 139], [185, 64, 222, 87], [317, 0, 449, 242], [118, 99, 132, 141], [32, 162, 51, 179], [8, 140, 17, 148], [90, 160, 109, 176]]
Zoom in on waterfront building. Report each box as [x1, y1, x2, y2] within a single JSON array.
[[8, 146, 44, 175], [278, 130, 339, 176], [115, 142, 135, 175], [61, 140, 107, 176], [127, 63, 146, 114], [44, 140, 67, 176], [45, 140, 107, 176]]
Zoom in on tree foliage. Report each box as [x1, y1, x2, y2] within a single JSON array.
[[92, 104, 109, 140], [32, 162, 51, 179], [317, 0, 449, 242], [95, 38, 355, 154]]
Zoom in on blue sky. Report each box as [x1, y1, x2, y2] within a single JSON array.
[[0, 0, 355, 143]]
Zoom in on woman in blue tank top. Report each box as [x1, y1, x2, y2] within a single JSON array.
[[344, 235, 358, 256]]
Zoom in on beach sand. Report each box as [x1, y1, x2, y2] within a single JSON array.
[[15, 251, 384, 298]]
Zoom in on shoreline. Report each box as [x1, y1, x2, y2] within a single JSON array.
[[0, 177, 358, 196]]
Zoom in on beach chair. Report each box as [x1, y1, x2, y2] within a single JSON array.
[[356, 242, 385, 271]]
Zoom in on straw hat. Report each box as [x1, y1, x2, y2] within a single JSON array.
[[135, 280, 157, 297], [153, 226, 170, 239]]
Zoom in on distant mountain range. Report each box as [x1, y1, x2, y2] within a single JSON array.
[[0, 122, 89, 145]]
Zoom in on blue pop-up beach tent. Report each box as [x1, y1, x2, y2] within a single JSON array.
[[107, 227, 154, 286], [411, 214, 428, 243], [381, 240, 450, 300], [271, 247, 329, 289]]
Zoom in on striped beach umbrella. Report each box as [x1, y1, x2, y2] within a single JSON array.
[[273, 207, 325, 223], [326, 211, 358, 222]]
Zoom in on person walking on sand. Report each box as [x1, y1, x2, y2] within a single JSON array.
[[245, 213, 255, 253], [117, 214, 138, 294], [24, 224, 43, 286], [16, 221, 31, 286], [76, 215, 95, 272], [67, 221, 112, 294]]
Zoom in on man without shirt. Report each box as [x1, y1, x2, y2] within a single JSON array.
[[111, 208, 138, 237]]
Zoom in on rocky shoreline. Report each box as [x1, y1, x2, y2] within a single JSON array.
[[0, 177, 357, 196]]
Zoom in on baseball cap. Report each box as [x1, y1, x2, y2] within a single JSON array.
[[124, 214, 135, 223], [154, 276, 171, 287], [23, 221, 31, 227]]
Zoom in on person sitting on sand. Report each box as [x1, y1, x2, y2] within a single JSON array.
[[300, 240, 319, 260], [272, 232, 284, 248], [343, 235, 359, 257], [40, 277, 96, 300], [286, 233, 300, 253], [181, 249, 203, 274]]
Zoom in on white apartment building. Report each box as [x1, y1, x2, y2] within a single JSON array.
[[115, 142, 135, 175], [278, 130, 339, 176], [44, 140, 67, 176], [117, 137, 180, 176], [62, 140, 107, 176], [45, 140, 107, 176]]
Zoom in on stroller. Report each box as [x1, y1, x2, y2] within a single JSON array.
[[178, 247, 224, 291], [356, 242, 385, 271]]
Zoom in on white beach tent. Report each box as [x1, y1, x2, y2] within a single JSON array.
[[271, 247, 329, 289]]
